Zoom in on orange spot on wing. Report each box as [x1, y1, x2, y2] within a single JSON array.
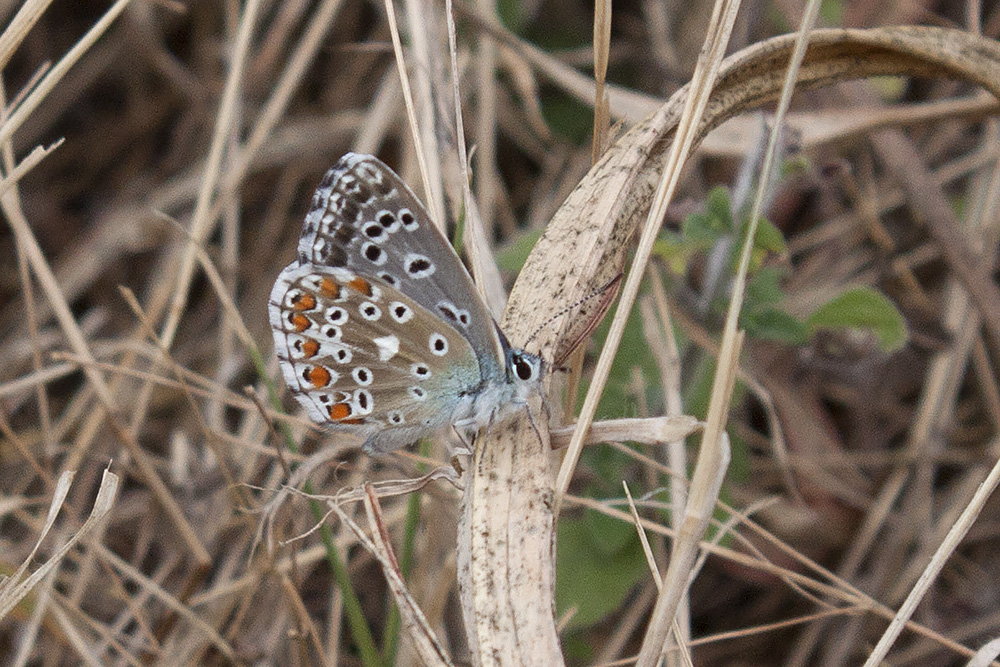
[[290, 313, 310, 332], [329, 403, 353, 420], [301, 339, 320, 357], [291, 292, 317, 310], [319, 277, 340, 298], [348, 276, 372, 296], [340, 418, 365, 425], [306, 366, 331, 388]]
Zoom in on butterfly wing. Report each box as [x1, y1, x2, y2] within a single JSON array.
[[296, 153, 505, 377], [268, 263, 484, 453]]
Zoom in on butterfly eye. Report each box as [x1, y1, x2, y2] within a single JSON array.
[[512, 354, 537, 381]]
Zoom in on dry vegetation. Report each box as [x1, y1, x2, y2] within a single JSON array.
[[2, 0, 1000, 665]]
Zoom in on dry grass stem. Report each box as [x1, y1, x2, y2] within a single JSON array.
[[0, 469, 119, 620], [864, 455, 1000, 665], [549, 416, 701, 448]]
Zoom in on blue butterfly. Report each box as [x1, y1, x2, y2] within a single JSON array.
[[269, 154, 543, 453]]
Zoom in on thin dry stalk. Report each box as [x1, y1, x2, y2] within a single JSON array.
[[864, 453, 1000, 665], [0, 469, 119, 620], [0, 0, 133, 146], [591, 0, 612, 161], [330, 486, 454, 666]]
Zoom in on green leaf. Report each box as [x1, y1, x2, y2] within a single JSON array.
[[870, 75, 906, 101], [806, 287, 908, 352], [781, 154, 811, 178], [706, 186, 734, 229], [732, 215, 787, 273], [683, 354, 716, 419], [581, 296, 661, 421], [654, 233, 699, 274], [583, 504, 634, 555], [743, 267, 784, 309], [750, 216, 787, 255], [683, 186, 733, 243], [680, 211, 717, 244], [541, 92, 592, 145], [819, 0, 845, 27], [497, 0, 525, 31], [557, 510, 647, 629], [742, 307, 808, 344], [740, 269, 809, 343]]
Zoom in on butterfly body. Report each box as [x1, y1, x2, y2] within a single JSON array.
[[269, 154, 542, 453]]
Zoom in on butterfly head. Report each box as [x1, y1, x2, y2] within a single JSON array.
[[506, 347, 544, 396]]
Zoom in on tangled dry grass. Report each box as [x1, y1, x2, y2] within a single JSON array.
[[2, 1, 1000, 665]]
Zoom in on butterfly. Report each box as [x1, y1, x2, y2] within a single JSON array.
[[268, 154, 543, 454]]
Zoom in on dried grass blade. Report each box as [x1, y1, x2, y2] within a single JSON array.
[[333, 486, 455, 666], [636, 2, 822, 660], [93, 542, 236, 661], [0, 0, 55, 70], [443, 0, 507, 316], [157, 0, 263, 348], [0, 0, 133, 148], [591, 0, 612, 161], [548, 416, 701, 448], [0, 468, 119, 621], [862, 457, 1000, 666], [554, 0, 742, 514]]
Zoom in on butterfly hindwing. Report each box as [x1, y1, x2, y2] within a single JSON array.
[[268, 262, 483, 452], [296, 153, 504, 375]]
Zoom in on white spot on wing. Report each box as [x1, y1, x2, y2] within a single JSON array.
[[352, 366, 373, 385], [399, 208, 419, 231], [374, 335, 400, 361], [354, 389, 373, 414], [359, 302, 381, 321], [389, 302, 413, 323], [404, 253, 435, 279], [429, 333, 448, 356]]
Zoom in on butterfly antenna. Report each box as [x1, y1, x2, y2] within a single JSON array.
[[524, 273, 624, 353]]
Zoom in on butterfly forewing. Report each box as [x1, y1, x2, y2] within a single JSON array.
[[268, 262, 483, 452], [296, 154, 504, 374]]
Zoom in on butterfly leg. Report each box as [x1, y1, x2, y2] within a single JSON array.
[[449, 422, 475, 457]]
